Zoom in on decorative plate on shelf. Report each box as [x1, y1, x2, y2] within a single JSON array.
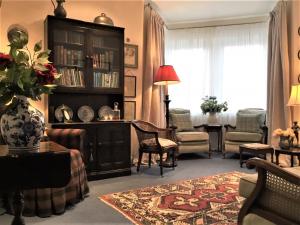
[[78, 106, 94, 122], [98, 105, 113, 120], [55, 105, 73, 122]]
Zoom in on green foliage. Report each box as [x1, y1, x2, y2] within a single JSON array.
[[0, 32, 60, 106], [200, 96, 228, 115]]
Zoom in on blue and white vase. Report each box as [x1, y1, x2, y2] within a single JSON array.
[[0, 95, 45, 151]]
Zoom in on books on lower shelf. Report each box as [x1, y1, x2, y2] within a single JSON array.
[[58, 68, 85, 87], [93, 72, 119, 88]]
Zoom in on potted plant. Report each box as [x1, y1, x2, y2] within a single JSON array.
[[200, 96, 228, 124], [0, 27, 60, 151]]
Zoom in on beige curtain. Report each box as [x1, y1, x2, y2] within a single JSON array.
[[142, 4, 165, 127], [267, 1, 294, 167], [267, 1, 291, 144]]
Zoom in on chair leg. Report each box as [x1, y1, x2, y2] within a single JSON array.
[[148, 153, 151, 168], [137, 150, 143, 172], [159, 153, 163, 177], [172, 150, 176, 169]]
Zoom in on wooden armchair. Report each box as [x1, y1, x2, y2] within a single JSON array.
[[132, 120, 178, 176], [238, 158, 300, 225]]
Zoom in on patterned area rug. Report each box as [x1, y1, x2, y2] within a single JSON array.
[[99, 172, 245, 225]]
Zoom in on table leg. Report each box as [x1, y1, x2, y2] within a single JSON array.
[[276, 152, 279, 165], [291, 155, 294, 167], [240, 150, 243, 168], [11, 190, 25, 225], [298, 156, 300, 166], [271, 152, 274, 163]]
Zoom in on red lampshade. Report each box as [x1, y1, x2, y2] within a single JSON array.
[[154, 65, 180, 85]]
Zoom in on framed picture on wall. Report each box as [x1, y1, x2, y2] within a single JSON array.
[[124, 101, 136, 121], [124, 44, 138, 68], [124, 76, 136, 97]]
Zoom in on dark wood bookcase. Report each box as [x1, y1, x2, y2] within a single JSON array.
[[45, 16, 131, 180]]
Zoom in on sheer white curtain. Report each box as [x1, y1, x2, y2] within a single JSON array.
[[165, 22, 268, 125]]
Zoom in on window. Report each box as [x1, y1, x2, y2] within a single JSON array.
[[166, 22, 268, 123]]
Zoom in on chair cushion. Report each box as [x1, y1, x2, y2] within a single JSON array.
[[170, 113, 193, 131], [236, 113, 262, 133], [239, 167, 300, 198], [142, 138, 177, 148], [243, 214, 275, 225], [225, 132, 262, 142], [176, 131, 209, 142], [239, 173, 257, 198]]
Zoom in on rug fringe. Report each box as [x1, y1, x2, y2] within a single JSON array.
[[99, 196, 141, 225]]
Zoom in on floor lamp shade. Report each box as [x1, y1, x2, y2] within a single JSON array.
[[154, 65, 180, 85]]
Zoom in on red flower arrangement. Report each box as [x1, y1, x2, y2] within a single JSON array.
[[0, 31, 60, 104]]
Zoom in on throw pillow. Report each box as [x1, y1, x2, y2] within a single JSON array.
[[170, 113, 193, 132], [236, 113, 262, 133]]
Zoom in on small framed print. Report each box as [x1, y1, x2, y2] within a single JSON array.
[[124, 76, 136, 97], [124, 101, 136, 121], [124, 44, 138, 68]]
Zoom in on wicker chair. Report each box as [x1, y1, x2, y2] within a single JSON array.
[[238, 158, 300, 225], [132, 120, 178, 176]]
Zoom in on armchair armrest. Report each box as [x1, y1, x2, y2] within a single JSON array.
[[224, 124, 236, 131], [260, 125, 268, 144], [238, 158, 300, 225], [46, 128, 87, 161], [194, 124, 207, 132]]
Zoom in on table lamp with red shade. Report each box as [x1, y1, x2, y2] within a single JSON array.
[[287, 84, 300, 146], [154, 65, 180, 128]]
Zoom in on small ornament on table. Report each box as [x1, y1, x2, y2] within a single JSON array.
[[272, 128, 295, 150]]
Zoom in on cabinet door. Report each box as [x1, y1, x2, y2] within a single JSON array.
[[96, 123, 130, 171], [49, 25, 88, 89], [88, 29, 124, 92]]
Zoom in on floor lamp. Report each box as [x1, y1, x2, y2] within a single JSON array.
[[154, 65, 180, 128], [287, 84, 300, 146], [154, 65, 180, 167]]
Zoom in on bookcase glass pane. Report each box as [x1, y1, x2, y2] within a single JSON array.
[[53, 29, 85, 87], [91, 35, 120, 89]]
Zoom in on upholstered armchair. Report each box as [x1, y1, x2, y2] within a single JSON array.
[[238, 158, 300, 225], [169, 108, 211, 158], [223, 108, 268, 158]]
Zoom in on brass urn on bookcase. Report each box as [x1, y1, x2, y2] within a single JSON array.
[[45, 15, 131, 180]]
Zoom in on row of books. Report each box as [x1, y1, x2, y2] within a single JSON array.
[[58, 68, 85, 87], [92, 51, 114, 70], [54, 30, 84, 45], [93, 72, 119, 88], [54, 45, 84, 67]]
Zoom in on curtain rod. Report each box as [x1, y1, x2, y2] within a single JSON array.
[[166, 17, 269, 30]]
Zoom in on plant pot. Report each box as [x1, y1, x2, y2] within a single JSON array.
[[279, 135, 293, 150], [207, 112, 218, 124], [0, 95, 45, 151]]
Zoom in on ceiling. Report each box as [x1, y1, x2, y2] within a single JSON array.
[[150, 0, 278, 28]]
